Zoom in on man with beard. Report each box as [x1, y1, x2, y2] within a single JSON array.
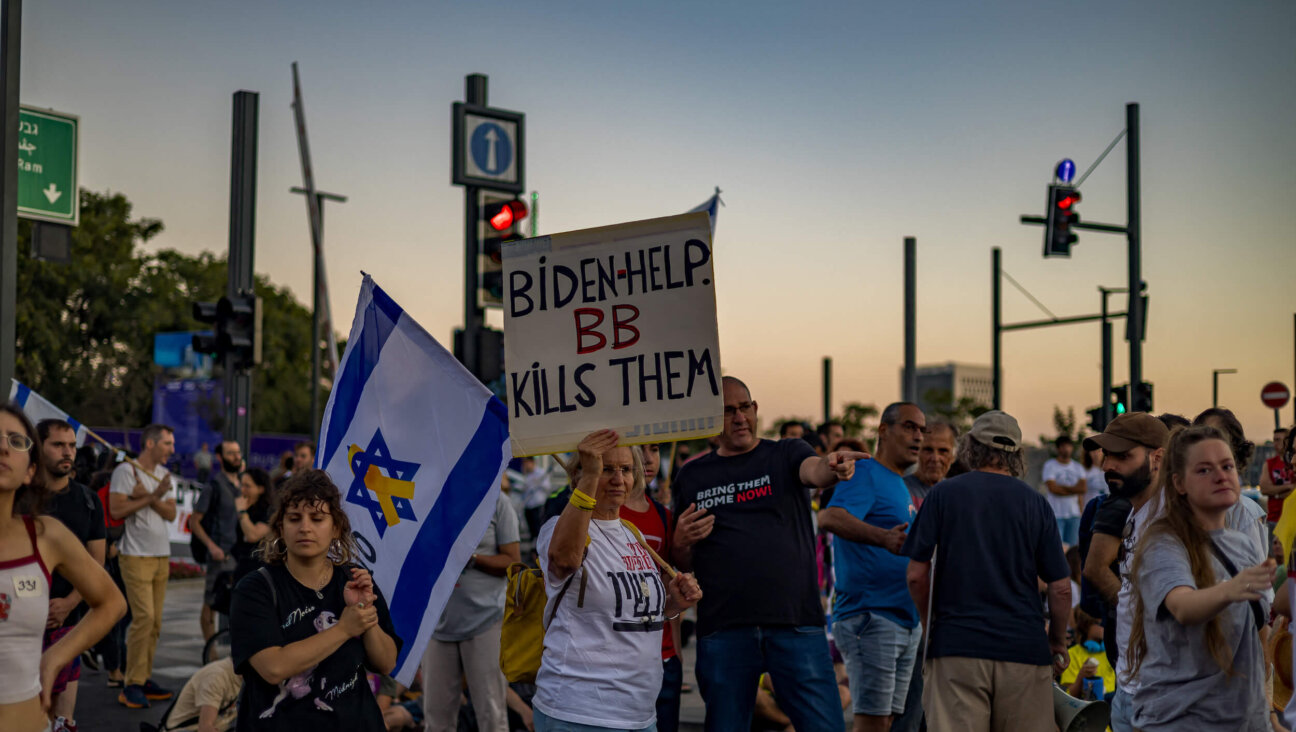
[[37, 419, 107, 731], [190, 439, 242, 641]]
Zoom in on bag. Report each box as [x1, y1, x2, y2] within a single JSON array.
[[498, 519, 672, 683], [190, 480, 222, 565]]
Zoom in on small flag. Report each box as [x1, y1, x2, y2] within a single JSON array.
[[9, 380, 90, 446], [688, 187, 724, 237], [317, 274, 510, 685]]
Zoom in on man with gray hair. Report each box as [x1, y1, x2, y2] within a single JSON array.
[[901, 411, 1070, 731], [902, 418, 958, 510]]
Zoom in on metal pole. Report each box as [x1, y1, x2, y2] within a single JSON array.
[[992, 247, 1002, 410], [1126, 103, 1143, 403], [822, 357, 832, 424], [1213, 371, 1219, 409], [903, 237, 917, 403], [1101, 289, 1112, 428], [461, 74, 488, 377], [0, 0, 20, 393], [1292, 313, 1295, 425], [311, 200, 322, 433], [226, 90, 258, 454]]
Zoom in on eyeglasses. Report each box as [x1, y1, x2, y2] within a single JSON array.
[[896, 421, 927, 436], [601, 466, 633, 478], [723, 402, 756, 418], [0, 432, 33, 451]]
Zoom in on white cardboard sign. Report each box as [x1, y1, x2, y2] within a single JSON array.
[[501, 212, 723, 456]]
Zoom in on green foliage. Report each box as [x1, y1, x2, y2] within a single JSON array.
[[1050, 405, 1078, 444], [16, 189, 317, 434], [921, 388, 990, 433], [839, 402, 878, 441]]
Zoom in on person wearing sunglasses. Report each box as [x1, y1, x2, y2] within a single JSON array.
[[0, 402, 126, 732], [535, 429, 702, 732]]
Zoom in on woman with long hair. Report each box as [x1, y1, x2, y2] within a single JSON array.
[[0, 403, 126, 732], [231, 467, 273, 583], [1127, 425, 1275, 731], [535, 430, 702, 732], [229, 469, 400, 731]]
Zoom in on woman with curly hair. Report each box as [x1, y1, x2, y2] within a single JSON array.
[[1127, 425, 1274, 731], [230, 469, 400, 731]]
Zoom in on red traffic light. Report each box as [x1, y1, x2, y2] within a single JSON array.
[[488, 200, 529, 231], [1055, 190, 1081, 210]]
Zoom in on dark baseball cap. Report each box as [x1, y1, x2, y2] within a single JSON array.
[[1083, 412, 1169, 454]]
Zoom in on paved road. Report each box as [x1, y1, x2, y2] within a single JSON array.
[[77, 578, 207, 731]]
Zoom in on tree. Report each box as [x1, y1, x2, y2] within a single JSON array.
[[921, 388, 990, 433], [1048, 405, 1078, 444], [16, 189, 318, 434], [839, 402, 879, 446]]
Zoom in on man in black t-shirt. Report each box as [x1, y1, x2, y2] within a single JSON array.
[[901, 410, 1071, 732], [38, 419, 107, 728], [671, 376, 867, 732]]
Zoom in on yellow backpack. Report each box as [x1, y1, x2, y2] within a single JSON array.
[[499, 520, 670, 683]]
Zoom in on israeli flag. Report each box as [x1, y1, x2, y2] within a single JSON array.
[[317, 274, 510, 685], [687, 188, 724, 237], [9, 380, 90, 446]]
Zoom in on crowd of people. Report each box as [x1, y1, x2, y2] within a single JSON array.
[[2, 379, 1296, 732]]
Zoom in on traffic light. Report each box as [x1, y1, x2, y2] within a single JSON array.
[[192, 301, 220, 355], [1044, 184, 1081, 258], [479, 191, 528, 308], [1111, 384, 1129, 416], [1133, 381, 1153, 413], [1087, 406, 1107, 433], [190, 294, 262, 370]]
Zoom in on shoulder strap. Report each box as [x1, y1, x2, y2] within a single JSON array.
[[1207, 540, 1265, 630], [543, 547, 588, 628], [257, 565, 279, 616], [650, 497, 672, 552], [620, 519, 677, 578]]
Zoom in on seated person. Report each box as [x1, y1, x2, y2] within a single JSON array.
[[1060, 609, 1117, 701], [753, 664, 851, 731], [142, 657, 242, 732]]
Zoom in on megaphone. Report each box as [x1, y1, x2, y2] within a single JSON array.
[[1053, 684, 1110, 732]]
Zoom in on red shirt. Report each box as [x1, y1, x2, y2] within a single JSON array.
[[1267, 456, 1293, 523], [619, 500, 675, 660]]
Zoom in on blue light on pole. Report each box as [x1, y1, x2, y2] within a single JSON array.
[[1055, 158, 1076, 184]]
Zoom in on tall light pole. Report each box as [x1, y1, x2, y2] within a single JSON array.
[[1212, 368, 1237, 408]]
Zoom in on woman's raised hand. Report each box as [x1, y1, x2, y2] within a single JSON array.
[[577, 430, 619, 476]]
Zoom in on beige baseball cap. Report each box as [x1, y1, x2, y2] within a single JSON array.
[[967, 410, 1022, 453]]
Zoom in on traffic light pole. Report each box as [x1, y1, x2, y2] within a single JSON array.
[[225, 90, 258, 455], [991, 247, 1001, 409], [822, 357, 832, 425], [460, 74, 488, 379], [1126, 103, 1143, 403], [903, 237, 917, 403], [0, 0, 19, 396]]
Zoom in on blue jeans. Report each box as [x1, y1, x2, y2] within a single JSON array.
[[1109, 687, 1133, 732], [890, 652, 925, 732], [656, 655, 682, 732], [534, 707, 656, 732], [1056, 516, 1080, 545], [834, 612, 920, 716], [696, 625, 841, 732]]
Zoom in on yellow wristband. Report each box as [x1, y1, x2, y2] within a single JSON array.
[[569, 489, 597, 510]]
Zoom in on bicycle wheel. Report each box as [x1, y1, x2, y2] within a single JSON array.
[[202, 628, 232, 665]]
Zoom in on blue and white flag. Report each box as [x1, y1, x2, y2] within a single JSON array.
[[9, 380, 90, 446], [317, 275, 510, 685], [687, 188, 724, 238]]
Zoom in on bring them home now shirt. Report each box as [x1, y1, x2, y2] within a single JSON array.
[[671, 438, 822, 636]]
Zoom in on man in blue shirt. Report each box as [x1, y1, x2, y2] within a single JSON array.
[[901, 411, 1071, 732], [819, 402, 925, 732]]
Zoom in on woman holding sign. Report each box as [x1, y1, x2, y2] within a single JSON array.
[[536, 430, 703, 732]]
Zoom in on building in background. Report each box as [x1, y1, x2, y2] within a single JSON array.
[[904, 362, 995, 416]]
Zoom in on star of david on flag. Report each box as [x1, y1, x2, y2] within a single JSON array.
[[317, 274, 510, 685], [346, 429, 420, 537]]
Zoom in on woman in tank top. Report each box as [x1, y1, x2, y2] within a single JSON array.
[[0, 402, 126, 732]]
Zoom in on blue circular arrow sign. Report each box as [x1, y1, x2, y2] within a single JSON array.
[[470, 122, 512, 175], [1055, 158, 1076, 184]]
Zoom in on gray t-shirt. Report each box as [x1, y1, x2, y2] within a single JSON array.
[[1132, 527, 1269, 732], [902, 473, 932, 506], [432, 495, 520, 641], [195, 472, 239, 553]]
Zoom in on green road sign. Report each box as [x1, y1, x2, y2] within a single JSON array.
[[17, 106, 79, 225]]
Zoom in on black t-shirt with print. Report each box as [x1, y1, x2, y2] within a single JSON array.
[[46, 480, 106, 625], [230, 562, 402, 732], [671, 438, 820, 636]]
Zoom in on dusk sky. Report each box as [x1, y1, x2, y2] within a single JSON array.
[[20, 0, 1295, 444]]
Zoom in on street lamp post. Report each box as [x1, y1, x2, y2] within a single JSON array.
[[1212, 368, 1237, 408]]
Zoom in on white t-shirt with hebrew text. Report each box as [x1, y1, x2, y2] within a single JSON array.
[[534, 516, 664, 729]]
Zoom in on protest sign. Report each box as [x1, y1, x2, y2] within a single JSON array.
[[502, 211, 723, 456]]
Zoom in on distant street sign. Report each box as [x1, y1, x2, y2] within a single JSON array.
[[1262, 381, 1290, 410], [17, 106, 79, 225], [452, 102, 524, 193]]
